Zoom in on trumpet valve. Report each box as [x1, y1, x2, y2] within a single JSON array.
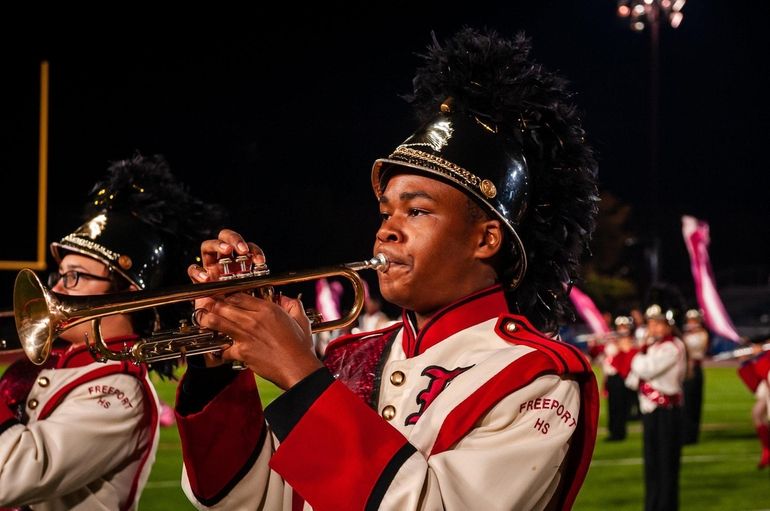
[[234, 255, 252, 276], [218, 257, 235, 280], [220, 255, 270, 281], [251, 263, 270, 277]]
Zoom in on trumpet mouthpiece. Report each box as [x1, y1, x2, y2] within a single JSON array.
[[370, 253, 389, 272], [346, 253, 389, 273]]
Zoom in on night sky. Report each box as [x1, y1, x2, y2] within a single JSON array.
[[2, 3, 769, 315]]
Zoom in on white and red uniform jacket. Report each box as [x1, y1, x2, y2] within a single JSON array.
[[176, 286, 599, 511], [625, 335, 686, 414], [0, 337, 160, 511], [682, 330, 708, 364]]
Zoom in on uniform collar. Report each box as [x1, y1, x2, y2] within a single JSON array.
[[54, 335, 139, 368], [400, 285, 509, 357]]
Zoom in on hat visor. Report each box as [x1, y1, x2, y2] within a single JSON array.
[[50, 240, 141, 289]]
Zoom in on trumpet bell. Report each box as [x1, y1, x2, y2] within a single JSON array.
[[14, 269, 61, 365]]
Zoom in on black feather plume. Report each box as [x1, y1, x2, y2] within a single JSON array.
[[84, 151, 227, 283], [86, 152, 224, 242], [407, 27, 600, 333], [80, 153, 227, 378]]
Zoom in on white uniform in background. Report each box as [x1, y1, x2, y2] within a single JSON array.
[[625, 336, 686, 413], [0, 339, 160, 511]]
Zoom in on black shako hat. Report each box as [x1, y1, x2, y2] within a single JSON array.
[[51, 153, 225, 290], [373, 110, 530, 283], [371, 28, 599, 333], [52, 211, 166, 290]]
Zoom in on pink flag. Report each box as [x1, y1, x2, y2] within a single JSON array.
[[315, 278, 343, 322], [569, 286, 611, 335], [681, 215, 741, 341]]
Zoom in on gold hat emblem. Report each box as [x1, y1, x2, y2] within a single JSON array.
[[118, 254, 133, 270], [480, 179, 497, 198]]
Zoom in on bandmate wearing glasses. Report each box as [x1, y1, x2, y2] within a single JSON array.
[[176, 28, 600, 511], [47, 269, 114, 288], [0, 153, 224, 511]]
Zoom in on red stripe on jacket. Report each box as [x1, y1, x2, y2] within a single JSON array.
[[430, 350, 556, 456], [177, 370, 265, 502], [269, 379, 408, 511]]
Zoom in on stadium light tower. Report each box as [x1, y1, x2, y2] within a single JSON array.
[[616, 0, 685, 285], [617, 0, 686, 32]]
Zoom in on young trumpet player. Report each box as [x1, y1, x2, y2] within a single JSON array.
[[176, 28, 600, 510], [0, 154, 223, 510]]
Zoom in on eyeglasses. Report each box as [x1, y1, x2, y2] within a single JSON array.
[[48, 270, 113, 289]]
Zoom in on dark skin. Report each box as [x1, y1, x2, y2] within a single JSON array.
[[187, 173, 504, 390]]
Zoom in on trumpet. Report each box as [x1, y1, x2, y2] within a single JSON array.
[[574, 331, 624, 345], [14, 254, 389, 366], [710, 342, 770, 362]]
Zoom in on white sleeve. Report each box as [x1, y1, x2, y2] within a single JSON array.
[[630, 343, 680, 381], [625, 371, 640, 391]]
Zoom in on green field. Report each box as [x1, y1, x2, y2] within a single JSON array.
[[574, 365, 770, 510], [3, 364, 769, 509]]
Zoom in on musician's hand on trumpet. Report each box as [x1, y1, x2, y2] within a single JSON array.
[[189, 228, 266, 283], [186, 229, 264, 368], [187, 229, 323, 389], [202, 291, 321, 389]]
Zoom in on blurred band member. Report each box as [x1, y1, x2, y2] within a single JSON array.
[[603, 316, 639, 441], [625, 305, 686, 511], [681, 309, 709, 444]]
